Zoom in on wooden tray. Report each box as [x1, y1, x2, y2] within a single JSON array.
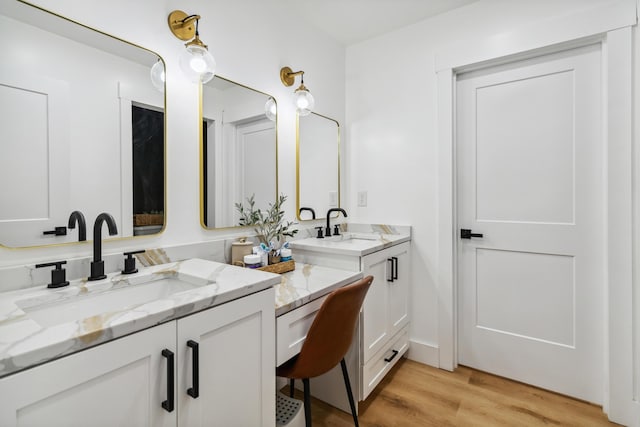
[[257, 259, 295, 274]]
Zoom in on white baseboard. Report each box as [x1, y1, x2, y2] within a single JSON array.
[[630, 400, 640, 427], [406, 340, 439, 367]]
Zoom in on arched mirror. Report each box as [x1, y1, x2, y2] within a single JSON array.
[[296, 113, 340, 221], [0, 1, 165, 248], [201, 76, 277, 229]]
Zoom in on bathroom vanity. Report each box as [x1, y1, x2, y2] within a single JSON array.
[[0, 226, 410, 425], [290, 224, 411, 406], [0, 259, 279, 427]]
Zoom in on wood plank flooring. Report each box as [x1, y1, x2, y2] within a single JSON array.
[[294, 358, 618, 426]]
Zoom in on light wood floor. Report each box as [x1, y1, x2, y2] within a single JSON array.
[[294, 358, 618, 426]]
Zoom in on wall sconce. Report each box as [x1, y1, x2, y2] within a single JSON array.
[[265, 97, 277, 121], [280, 66, 315, 116], [167, 10, 216, 84], [150, 58, 165, 92]]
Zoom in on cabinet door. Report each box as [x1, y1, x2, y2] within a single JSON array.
[[177, 288, 275, 427], [387, 242, 410, 339], [361, 248, 391, 363], [362, 243, 411, 364], [0, 322, 176, 427]]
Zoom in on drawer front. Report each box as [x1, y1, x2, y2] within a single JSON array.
[[361, 326, 409, 400], [276, 295, 328, 366]]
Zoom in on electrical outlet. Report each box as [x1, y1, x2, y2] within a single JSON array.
[[357, 191, 367, 207], [329, 191, 338, 207]]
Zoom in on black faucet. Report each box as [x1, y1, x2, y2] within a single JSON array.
[[88, 213, 118, 281], [325, 208, 347, 237], [67, 211, 87, 241], [299, 207, 316, 220]]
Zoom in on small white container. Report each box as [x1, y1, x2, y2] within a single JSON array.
[[244, 254, 262, 269], [280, 248, 292, 261]]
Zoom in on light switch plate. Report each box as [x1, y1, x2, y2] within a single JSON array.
[[357, 191, 367, 207], [329, 191, 338, 207]]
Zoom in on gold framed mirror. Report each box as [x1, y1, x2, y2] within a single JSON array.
[[296, 112, 340, 221], [0, 1, 166, 248], [200, 75, 278, 229]]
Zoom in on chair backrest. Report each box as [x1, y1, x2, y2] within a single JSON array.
[[291, 275, 374, 378]]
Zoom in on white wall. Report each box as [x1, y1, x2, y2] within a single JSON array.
[[0, 0, 345, 266], [345, 0, 636, 362]]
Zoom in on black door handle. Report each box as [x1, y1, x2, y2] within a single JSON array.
[[387, 258, 394, 282], [161, 349, 174, 412], [392, 257, 399, 280], [43, 226, 67, 236], [187, 340, 199, 399], [460, 229, 483, 239]]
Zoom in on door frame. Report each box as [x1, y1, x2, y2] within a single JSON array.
[[435, 0, 637, 424]]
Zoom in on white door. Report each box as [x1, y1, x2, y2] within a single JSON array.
[[0, 69, 71, 247], [236, 119, 277, 209], [216, 118, 276, 227], [456, 44, 604, 403]]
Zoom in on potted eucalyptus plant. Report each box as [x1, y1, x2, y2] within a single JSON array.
[[235, 194, 298, 264]]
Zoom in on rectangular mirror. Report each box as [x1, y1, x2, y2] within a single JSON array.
[[0, 1, 165, 248], [201, 76, 277, 229], [296, 113, 340, 221]]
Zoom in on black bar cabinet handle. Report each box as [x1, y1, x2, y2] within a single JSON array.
[[161, 349, 175, 412], [43, 226, 67, 236], [392, 257, 399, 280], [384, 349, 399, 363], [387, 258, 394, 282], [187, 340, 199, 399]]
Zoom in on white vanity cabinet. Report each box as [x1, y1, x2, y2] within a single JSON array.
[[360, 241, 410, 399], [0, 288, 275, 427], [290, 234, 411, 403], [177, 288, 275, 426], [0, 321, 175, 427]]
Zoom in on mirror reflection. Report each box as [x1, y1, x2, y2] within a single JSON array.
[[201, 76, 277, 229], [297, 113, 340, 221], [0, 1, 165, 248]]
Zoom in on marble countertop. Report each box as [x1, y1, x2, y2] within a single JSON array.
[[274, 263, 363, 316], [0, 258, 280, 378], [290, 225, 411, 257]]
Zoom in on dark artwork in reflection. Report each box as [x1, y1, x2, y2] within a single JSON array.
[[132, 106, 164, 225]]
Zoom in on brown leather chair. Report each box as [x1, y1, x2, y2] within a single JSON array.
[[276, 275, 374, 427]]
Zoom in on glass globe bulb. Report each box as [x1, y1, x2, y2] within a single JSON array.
[[150, 60, 165, 92], [179, 44, 216, 84], [293, 88, 315, 116], [265, 97, 277, 121]]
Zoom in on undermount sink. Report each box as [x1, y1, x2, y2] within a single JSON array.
[[16, 274, 207, 327], [324, 233, 380, 242], [291, 230, 410, 256]]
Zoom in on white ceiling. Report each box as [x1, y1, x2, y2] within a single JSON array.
[[278, 0, 479, 45]]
